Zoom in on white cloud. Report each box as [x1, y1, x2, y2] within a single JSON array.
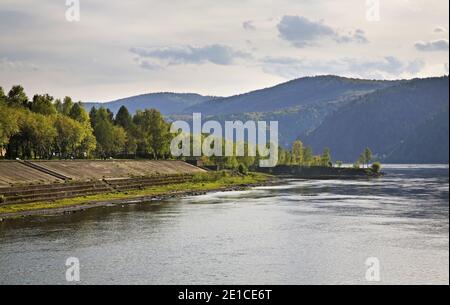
[[0, 0, 448, 101], [130, 45, 251, 67], [243, 20, 256, 31], [415, 39, 449, 52], [433, 27, 447, 34], [261, 56, 425, 79], [277, 15, 368, 48]]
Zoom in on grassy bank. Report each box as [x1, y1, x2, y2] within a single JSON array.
[[0, 172, 271, 216]]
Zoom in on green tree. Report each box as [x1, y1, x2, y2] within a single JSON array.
[[133, 109, 170, 159], [371, 162, 382, 173], [320, 147, 332, 167], [31, 94, 57, 115], [292, 140, 304, 165], [54, 98, 63, 113], [0, 104, 20, 155], [0, 87, 6, 105], [7, 85, 28, 108], [62, 96, 74, 115], [92, 108, 126, 158], [54, 115, 84, 159], [303, 146, 314, 166], [29, 114, 57, 159], [69, 102, 89, 123], [358, 154, 366, 168], [115, 106, 133, 130], [364, 147, 373, 168]]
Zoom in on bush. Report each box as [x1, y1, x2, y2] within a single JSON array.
[[238, 163, 248, 176], [371, 162, 382, 173]]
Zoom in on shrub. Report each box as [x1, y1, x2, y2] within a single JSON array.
[[371, 162, 382, 173], [238, 163, 248, 176]]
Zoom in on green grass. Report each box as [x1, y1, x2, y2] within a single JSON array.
[[0, 172, 270, 215]]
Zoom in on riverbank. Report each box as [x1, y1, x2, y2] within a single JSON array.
[[257, 165, 382, 179], [0, 172, 274, 220]]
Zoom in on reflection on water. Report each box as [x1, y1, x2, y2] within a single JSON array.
[[0, 165, 448, 285]]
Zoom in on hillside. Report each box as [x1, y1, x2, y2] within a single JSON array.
[[303, 77, 449, 163], [385, 106, 449, 164], [186, 76, 396, 115], [84, 92, 216, 115]]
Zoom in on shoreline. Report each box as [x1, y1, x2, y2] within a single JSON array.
[[0, 177, 277, 221]]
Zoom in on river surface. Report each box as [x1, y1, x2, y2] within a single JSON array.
[[0, 165, 448, 285]]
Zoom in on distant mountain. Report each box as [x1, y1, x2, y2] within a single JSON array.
[[84, 93, 217, 115], [385, 106, 449, 164], [186, 75, 396, 115], [178, 76, 398, 147], [303, 77, 449, 163], [86, 75, 449, 164]]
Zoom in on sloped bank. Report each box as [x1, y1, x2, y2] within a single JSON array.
[[0, 172, 273, 220]]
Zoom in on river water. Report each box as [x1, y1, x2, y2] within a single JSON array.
[[0, 165, 448, 285]]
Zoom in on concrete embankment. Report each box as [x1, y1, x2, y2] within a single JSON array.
[[0, 160, 206, 206]]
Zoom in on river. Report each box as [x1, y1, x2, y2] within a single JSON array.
[[0, 165, 448, 285]]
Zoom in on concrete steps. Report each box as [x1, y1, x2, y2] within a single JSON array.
[[0, 174, 194, 205]]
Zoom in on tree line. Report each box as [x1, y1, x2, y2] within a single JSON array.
[[1, 85, 338, 170]]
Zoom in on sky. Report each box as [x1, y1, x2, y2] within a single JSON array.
[[0, 0, 448, 102]]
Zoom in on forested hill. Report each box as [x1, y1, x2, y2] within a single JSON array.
[[303, 76, 449, 163], [185, 75, 395, 115], [84, 93, 216, 115]]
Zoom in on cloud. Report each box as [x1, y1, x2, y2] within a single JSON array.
[[243, 20, 256, 31], [138, 60, 162, 71], [0, 58, 38, 72], [415, 39, 449, 52], [130, 45, 251, 67], [433, 27, 447, 34], [277, 15, 369, 48], [261, 56, 425, 79]]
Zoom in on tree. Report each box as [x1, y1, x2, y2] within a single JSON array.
[[320, 148, 332, 167], [0, 104, 20, 154], [358, 154, 366, 168], [54, 115, 84, 159], [303, 146, 314, 166], [133, 109, 170, 159], [7, 85, 28, 108], [31, 94, 57, 115], [69, 102, 89, 123], [62, 96, 74, 115], [54, 98, 63, 113], [0, 87, 6, 105], [292, 140, 304, 165], [92, 108, 126, 158], [115, 106, 132, 130], [29, 114, 57, 159], [371, 162, 382, 173], [364, 147, 373, 168]]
